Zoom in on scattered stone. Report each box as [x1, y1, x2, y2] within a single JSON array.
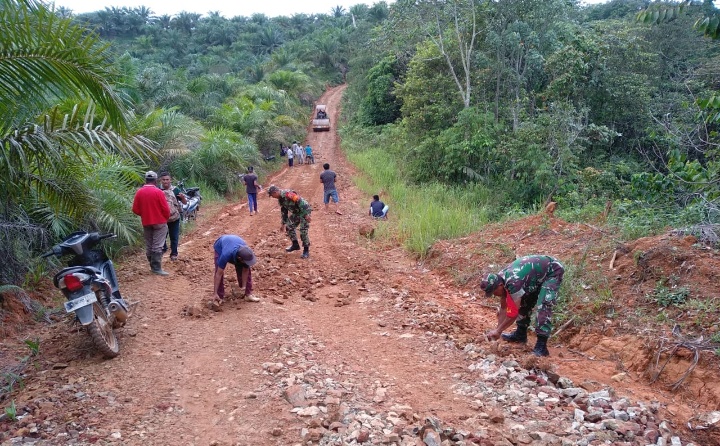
[[357, 429, 370, 442], [283, 385, 307, 407], [610, 373, 627, 382], [359, 224, 374, 238], [422, 428, 441, 446]]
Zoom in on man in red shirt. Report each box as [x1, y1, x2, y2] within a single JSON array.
[[132, 171, 171, 275]]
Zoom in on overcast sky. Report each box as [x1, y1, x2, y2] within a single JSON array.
[[52, 0, 610, 18]]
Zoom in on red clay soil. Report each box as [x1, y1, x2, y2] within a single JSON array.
[[429, 214, 720, 430], [1, 85, 719, 445]]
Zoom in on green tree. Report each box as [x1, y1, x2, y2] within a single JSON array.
[[358, 55, 402, 126], [392, 0, 487, 109], [0, 0, 154, 283], [395, 41, 462, 137]]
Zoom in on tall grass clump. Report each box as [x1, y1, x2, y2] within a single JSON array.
[[342, 124, 493, 257]]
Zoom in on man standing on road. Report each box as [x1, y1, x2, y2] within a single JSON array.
[[304, 143, 314, 164], [212, 234, 260, 305], [267, 185, 312, 259], [242, 166, 262, 215], [159, 172, 187, 261], [293, 140, 305, 165], [481, 255, 565, 357], [320, 163, 341, 215], [287, 144, 294, 167], [132, 171, 171, 275]]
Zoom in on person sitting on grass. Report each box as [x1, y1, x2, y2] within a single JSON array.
[[369, 195, 389, 219]]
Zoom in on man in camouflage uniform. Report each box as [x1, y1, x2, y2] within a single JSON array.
[[267, 185, 312, 259], [480, 255, 565, 357]]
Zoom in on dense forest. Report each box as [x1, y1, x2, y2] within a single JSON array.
[[1, 0, 719, 286]]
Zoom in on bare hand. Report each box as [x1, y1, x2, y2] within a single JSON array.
[[486, 329, 501, 341], [305, 216, 312, 223], [280, 224, 286, 232]]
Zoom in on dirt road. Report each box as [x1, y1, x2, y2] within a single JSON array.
[[1, 86, 710, 446]]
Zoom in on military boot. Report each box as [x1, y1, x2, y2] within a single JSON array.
[[285, 241, 301, 252], [532, 335, 550, 357], [301, 246, 309, 259], [501, 326, 528, 343]]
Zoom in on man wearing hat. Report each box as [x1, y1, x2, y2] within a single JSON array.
[[480, 255, 565, 357], [213, 234, 260, 304], [267, 185, 312, 259], [132, 171, 171, 276]]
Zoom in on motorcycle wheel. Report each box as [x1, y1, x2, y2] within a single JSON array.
[[86, 300, 120, 358]]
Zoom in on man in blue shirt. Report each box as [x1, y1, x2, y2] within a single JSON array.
[[213, 235, 259, 304], [369, 195, 389, 219]]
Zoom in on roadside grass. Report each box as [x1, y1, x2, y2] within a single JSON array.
[[552, 261, 615, 330], [345, 146, 492, 257]]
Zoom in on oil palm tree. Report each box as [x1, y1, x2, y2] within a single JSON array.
[[0, 0, 155, 282]]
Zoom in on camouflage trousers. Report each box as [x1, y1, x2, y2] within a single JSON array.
[[285, 214, 310, 248], [515, 271, 564, 337]]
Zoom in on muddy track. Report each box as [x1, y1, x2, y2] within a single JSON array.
[[0, 85, 711, 446]]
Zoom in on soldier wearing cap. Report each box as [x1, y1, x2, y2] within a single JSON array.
[[267, 185, 312, 259], [213, 234, 259, 304], [132, 171, 171, 275], [480, 255, 565, 357]]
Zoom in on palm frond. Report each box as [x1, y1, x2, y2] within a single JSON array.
[[0, 0, 130, 132]]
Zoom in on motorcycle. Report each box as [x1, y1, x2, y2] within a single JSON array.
[[41, 231, 131, 358], [177, 180, 202, 222]]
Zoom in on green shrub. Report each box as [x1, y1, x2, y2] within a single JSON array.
[[649, 281, 690, 307]]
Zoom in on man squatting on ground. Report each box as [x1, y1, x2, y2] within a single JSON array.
[[369, 194, 389, 219], [267, 185, 312, 259], [213, 235, 259, 304], [480, 255, 565, 357]]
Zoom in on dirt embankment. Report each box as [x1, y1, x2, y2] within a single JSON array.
[[1, 85, 719, 445]]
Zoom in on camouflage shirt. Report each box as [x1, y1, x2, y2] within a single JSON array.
[[499, 255, 564, 299], [278, 189, 311, 223]]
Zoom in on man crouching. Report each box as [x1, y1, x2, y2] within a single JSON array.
[[213, 234, 260, 305]]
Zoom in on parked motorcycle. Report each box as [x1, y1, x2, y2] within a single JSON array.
[[41, 231, 131, 358], [177, 180, 202, 222]]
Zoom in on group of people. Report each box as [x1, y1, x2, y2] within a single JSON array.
[[133, 168, 565, 357], [282, 141, 314, 167], [131, 171, 187, 276]]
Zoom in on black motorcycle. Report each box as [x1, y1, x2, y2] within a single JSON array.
[[41, 231, 131, 358], [177, 180, 202, 222]]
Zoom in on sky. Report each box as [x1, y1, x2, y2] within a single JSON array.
[[52, 0, 610, 19], [53, 0, 387, 17]]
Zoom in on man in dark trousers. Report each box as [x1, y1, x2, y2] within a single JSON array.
[[159, 171, 186, 261], [213, 234, 259, 305], [242, 166, 262, 216], [132, 171, 170, 275], [481, 255, 565, 357]]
